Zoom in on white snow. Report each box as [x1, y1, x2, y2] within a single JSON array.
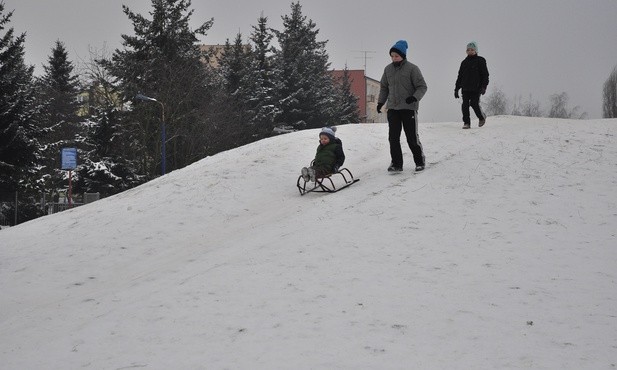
[[1, 116, 616, 369]]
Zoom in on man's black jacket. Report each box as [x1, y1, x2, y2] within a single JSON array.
[[455, 54, 489, 92]]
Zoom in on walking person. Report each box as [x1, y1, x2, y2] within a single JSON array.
[[454, 41, 489, 129], [377, 40, 428, 172]]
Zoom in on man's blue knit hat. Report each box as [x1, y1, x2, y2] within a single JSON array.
[[389, 40, 408, 59]]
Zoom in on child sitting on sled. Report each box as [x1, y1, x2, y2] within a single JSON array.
[[301, 126, 345, 182]]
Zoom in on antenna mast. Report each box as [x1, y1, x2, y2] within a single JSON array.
[[352, 50, 376, 76]]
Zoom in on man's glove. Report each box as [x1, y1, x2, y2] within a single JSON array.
[[405, 96, 417, 104], [454, 89, 459, 99], [480, 87, 486, 95], [377, 102, 384, 113]]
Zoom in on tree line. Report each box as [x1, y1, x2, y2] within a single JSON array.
[[483, 88, 587, 119], [0, 0, 360, 225], [484, 68, 617, 119]]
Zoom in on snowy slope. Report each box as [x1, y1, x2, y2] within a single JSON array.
[[1, 116, 616, 369]]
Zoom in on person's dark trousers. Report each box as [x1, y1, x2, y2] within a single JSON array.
[[387, 109, 425, 168], [461, 90, 485, 125]]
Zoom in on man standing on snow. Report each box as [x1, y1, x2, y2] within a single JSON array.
[[377, 40, 428, 172], [454, 41, 490, 129]]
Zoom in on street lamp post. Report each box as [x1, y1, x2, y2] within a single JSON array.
[[135, 93, 166, 175]]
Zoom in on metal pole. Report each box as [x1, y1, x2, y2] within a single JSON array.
[[134, 94, 166, 176], [161, 119, 166, 175], [159, 101, 166, 175], [68, 170, 73, 208], [14, 191, 18, 225]]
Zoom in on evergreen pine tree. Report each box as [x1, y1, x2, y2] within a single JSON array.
[[75, 47, 144, 196], [241, 14, 279, 137], [104, 0, 216, 178], [38, 40, 81, 146], [36, 40, 82, 200], [211, 33, 257, 147], [0, 3, 44, 223], [332, 66, 360, 124], [272, 2, 336, 130], [219, 33, 251, 97], [75, 108, 144, 196], [251, 14, 273, 79]]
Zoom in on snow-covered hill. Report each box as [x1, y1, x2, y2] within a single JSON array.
[[1, 116, 616, 369]]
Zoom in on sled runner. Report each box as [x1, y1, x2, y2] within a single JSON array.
[[296, 167, 359, 196]]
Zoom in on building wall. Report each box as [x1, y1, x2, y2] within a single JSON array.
[[330, 69, 384, 123], [365, 76, 384, 123], [199, 44, 252, 69], [330, 70, 365, 121], [200, 44, 226, 68]]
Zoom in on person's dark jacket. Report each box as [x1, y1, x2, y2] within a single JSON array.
[[314, 138, 345, 173], [455, 54, 489, 92], [333, 138, 345, 170]]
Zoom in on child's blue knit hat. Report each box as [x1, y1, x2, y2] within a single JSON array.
[[389, 40, 408, 59], [466, 41, 478, 52]]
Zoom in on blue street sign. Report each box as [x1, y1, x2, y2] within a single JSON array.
[[61, 148, 78, 170]]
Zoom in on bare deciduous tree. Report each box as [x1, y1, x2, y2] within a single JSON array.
[[510, 94, 522, 116], [483, 86, 508, 116], [603, 65, 617, 118], [521, 94, 542, 117], [548, 92, 586, 119]]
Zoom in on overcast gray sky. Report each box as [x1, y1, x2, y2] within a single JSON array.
[[6, 0, 617, 122]]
